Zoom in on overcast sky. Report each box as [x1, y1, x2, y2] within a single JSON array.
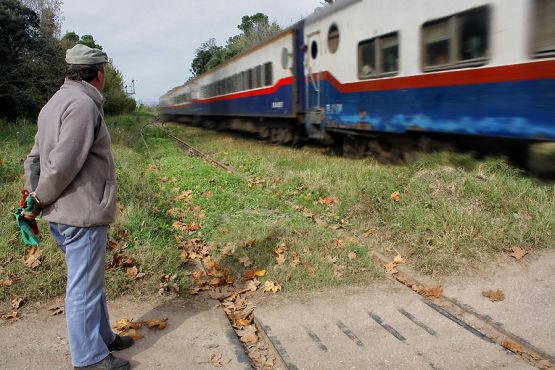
[[62, 1, 324, 105]]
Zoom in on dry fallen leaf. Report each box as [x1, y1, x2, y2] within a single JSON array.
[[333, 264, 346, 279], [290, 252, 301, 267], [363, 229, 375, 237], [0, 279, 13, 287], [393, 255, 406, 264], [348, 252, 357, 260], [482, 289, 505, 302], [126, 266, 138, 279], [262, 281, 281, 293], [509, 246, 528, 260], [390, 191, 401, 202], [501, 340, 522, 354], [11, 296, 24, 309], [1, 311, 20, 321], [306, 265, 316, 275], [120, 328, 144, 340], [24, 247, 42, 269], [384, 262, 399, 274], [145, 319, 168, 329], [239, 256, 253, 267], [275, 253, 286, 266], [317, 197, 337, 205], [239, 240, 255, 249]]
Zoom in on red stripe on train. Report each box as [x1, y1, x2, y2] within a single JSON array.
[[318, 60, 555, 93]]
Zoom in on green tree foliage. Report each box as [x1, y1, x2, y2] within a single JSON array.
[[190, 13, 281, 77], [0, 0, 64, 118], [0, 0, 135, 120]]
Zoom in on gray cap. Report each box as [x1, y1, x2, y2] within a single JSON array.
[[66, 44, 108, 65]]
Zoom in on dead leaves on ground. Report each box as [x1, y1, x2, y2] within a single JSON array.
[[390, 191, 401, 202], [1, 311, 20, 321], [509, 246, 528, 261], [23, 247, 42, 269], [113, 317, 168, 340], [11, 296, 24, 309], [49, 298, 64, 316], [482, 289, 505, 302], [384, 254, 406, 274], [199, 353, 231, 367], [0, 279, 13, 287]]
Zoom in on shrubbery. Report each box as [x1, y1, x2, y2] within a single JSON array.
[[0, 0, 135, 120]]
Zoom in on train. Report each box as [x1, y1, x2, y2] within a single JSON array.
[[159, 0, 555, 160]]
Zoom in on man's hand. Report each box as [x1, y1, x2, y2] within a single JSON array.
[[23, 206, 41, 221]]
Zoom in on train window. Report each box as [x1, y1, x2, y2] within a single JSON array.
[[311, 40, 318, 59], [381, 33, 399, 74], [532, 0, 555, 57], [358, 39, 376, 78], [422, 6, 489, 71], [248, 68, 254, 90], [358, 32, 398, 79], [423, 19, 450, 67], [241, 71, 248, 91], [459, 8, 488, 61], [264, 62, 273, 86], [328, 23, 340, 54], [281, 48, 289, 69], [255, 65, 263, 88]]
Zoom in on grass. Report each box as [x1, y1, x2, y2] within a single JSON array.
[[1, 114, 553, 306]]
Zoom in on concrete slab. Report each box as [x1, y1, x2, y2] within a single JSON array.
[[441, 249, 555, 362], [0, 296, 250, 369], [255, 279, 537, 370]]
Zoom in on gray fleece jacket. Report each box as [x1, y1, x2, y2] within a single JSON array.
[[24, 79, 116, 227]]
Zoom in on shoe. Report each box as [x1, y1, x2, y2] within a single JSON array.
[[107, 334, 135, 352], [74, 354, 130, 369]]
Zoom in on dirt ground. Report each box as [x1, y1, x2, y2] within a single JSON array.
[[1, 249, 554, 369]]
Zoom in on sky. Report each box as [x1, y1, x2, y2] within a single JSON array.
[[62, 0, 324, 105]]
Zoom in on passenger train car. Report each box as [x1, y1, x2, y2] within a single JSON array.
[[160, 0, 555, 156]]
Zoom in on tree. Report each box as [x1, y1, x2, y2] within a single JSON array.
[[20, 0, 64, 38], [0, 0, 64, 118], [190, 13, 281, 77], [190, 38, 223, 76]]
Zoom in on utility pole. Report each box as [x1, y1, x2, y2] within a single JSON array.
[[124, 79, 136, 96]]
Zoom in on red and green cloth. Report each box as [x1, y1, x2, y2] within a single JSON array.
[[13, 190, 40, 245]]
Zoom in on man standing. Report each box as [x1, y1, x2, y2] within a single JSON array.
[[23, 44, 133, 370]]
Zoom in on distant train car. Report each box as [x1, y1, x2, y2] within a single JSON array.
[[160, 0, 555, 155]]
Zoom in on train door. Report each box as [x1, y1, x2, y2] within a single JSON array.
[[305, 31, 326, 138]]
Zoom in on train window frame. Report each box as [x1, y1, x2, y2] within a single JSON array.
[[328, 23, 340, 54], [421, 6, 490, 72], [357, 32, 399, 80], [531, 0, 555, 58]]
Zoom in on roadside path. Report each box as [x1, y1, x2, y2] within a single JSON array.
[[1, 250, 553, 369]]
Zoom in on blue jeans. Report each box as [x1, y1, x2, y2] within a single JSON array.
[[49, 223, 115, 367]]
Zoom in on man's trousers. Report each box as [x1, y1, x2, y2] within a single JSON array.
[[49, 223, 116, 367]]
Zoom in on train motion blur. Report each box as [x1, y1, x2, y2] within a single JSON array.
[[160, 0, 555, 160]]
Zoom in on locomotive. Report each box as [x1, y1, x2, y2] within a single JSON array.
[[160, 0, 555, 160]]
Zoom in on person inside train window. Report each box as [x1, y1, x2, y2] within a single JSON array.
[[381, 33, 399, 73], [459, 7, 488, 60], [358, 39, 375, 78], [423, 19, 450, 67], [360, 64, 373, 78]]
